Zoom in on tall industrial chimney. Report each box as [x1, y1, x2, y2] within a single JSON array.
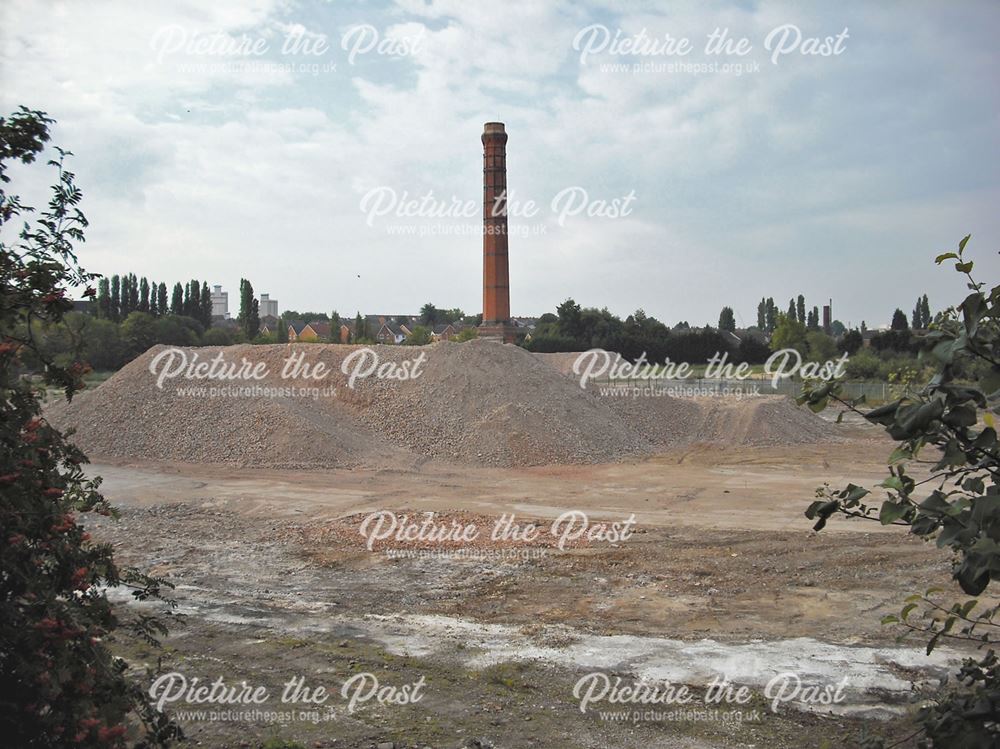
[[479, 122, 515, 342]]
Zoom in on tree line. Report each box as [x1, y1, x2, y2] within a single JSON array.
[[752, 295, 841, 335], [95, 274, 214, 328], [523, 299, 772, 364]]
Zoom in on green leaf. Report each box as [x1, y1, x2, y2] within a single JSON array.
[[808, 395, 828, 413], [804, 499, 840, 531], [879, 499, 910, 524], [880, 476, 904, 492], [901, 602, 918, 620], [888, 445, 911, 464], [926, 631, 941, 655], [980, 368, 1000, 397], [918, 491, 954, 515], [935, 252, 959, 264], [959, 234, 971, 253], [943, 403, 978, 428], [959, 599, 978, 618]]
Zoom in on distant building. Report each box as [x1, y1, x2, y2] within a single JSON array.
[[260, 293, 279, 319], [211, 285, 229, 319], [288, 321, 331, 342], [259, 315, 280, 336]]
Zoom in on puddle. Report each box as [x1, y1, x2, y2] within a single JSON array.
[[359, 613, 959, 719]]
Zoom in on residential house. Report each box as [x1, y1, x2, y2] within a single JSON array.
[[295, 321, 331, 341], [286, 320, 333, 341], [374, 321, 408, 344], [430, 323, 457, 342], [259, 314, 280, 336]]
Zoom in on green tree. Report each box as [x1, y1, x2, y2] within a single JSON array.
[[188, 279, 199, 318], [800, 236, 1000, 747], [156, 282, 167, 317], [96, 277, 110, 319], [770, 314, 808, 355], [81, 317, 126, 370], [787, 298, 796, 322], [0, 106, 178, 747], [796, 294, 806, 325], [556, 298, 583, 341], [119, 274, 131, 317], [120, 311, 157, 356], [153, 315, 198, 346], [329, 311, 341, 343], [202, 327, 233, 346], [808, 305, 820, 331], [765, 297, 777, 333], [200, 281, 211, 328], [170, 282, 182, 316], [839, 329, 863, 355], [109, 274, 120, 321], [404, 325, 432, 345], [805, 330, 837, 361], [912, 293, 933, 329], [718, 306, 736, 332], [237, 278, 259, 340], [890, 307, 909, 330], [138, 276, 149, 313], [419, 302, 439, 326], [756, 298, 766, 329]]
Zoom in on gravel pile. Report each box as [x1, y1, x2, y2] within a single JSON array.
[[47, 340, 840, 468]]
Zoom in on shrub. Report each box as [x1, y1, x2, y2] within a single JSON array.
[[0, 107, 179, 746], [800, 235, 1000, 747], [201, 327, 234, 346]]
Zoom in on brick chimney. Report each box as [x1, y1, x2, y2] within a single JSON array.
[[479, 122, 515, 342]]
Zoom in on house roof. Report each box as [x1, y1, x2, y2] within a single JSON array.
[[306, 321, 331, 338]]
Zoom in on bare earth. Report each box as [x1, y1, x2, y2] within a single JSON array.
[[83, 434, 976, 749]]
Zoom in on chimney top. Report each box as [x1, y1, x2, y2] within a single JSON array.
[[483, 122, 505, 134]]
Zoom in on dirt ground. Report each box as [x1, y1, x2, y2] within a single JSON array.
[[85, 431, 978, 749]]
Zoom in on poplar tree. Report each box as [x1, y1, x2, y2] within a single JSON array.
[[200, 281, 212, 327], [109, 274, 120, 321], [157, 282, 168, 316], [170, 282, 183, 315]]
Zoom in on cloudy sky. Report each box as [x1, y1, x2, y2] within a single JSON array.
[[1, 0, 998, 328]]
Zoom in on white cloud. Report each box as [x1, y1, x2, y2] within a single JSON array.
[[1, 0, 998, 327]]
